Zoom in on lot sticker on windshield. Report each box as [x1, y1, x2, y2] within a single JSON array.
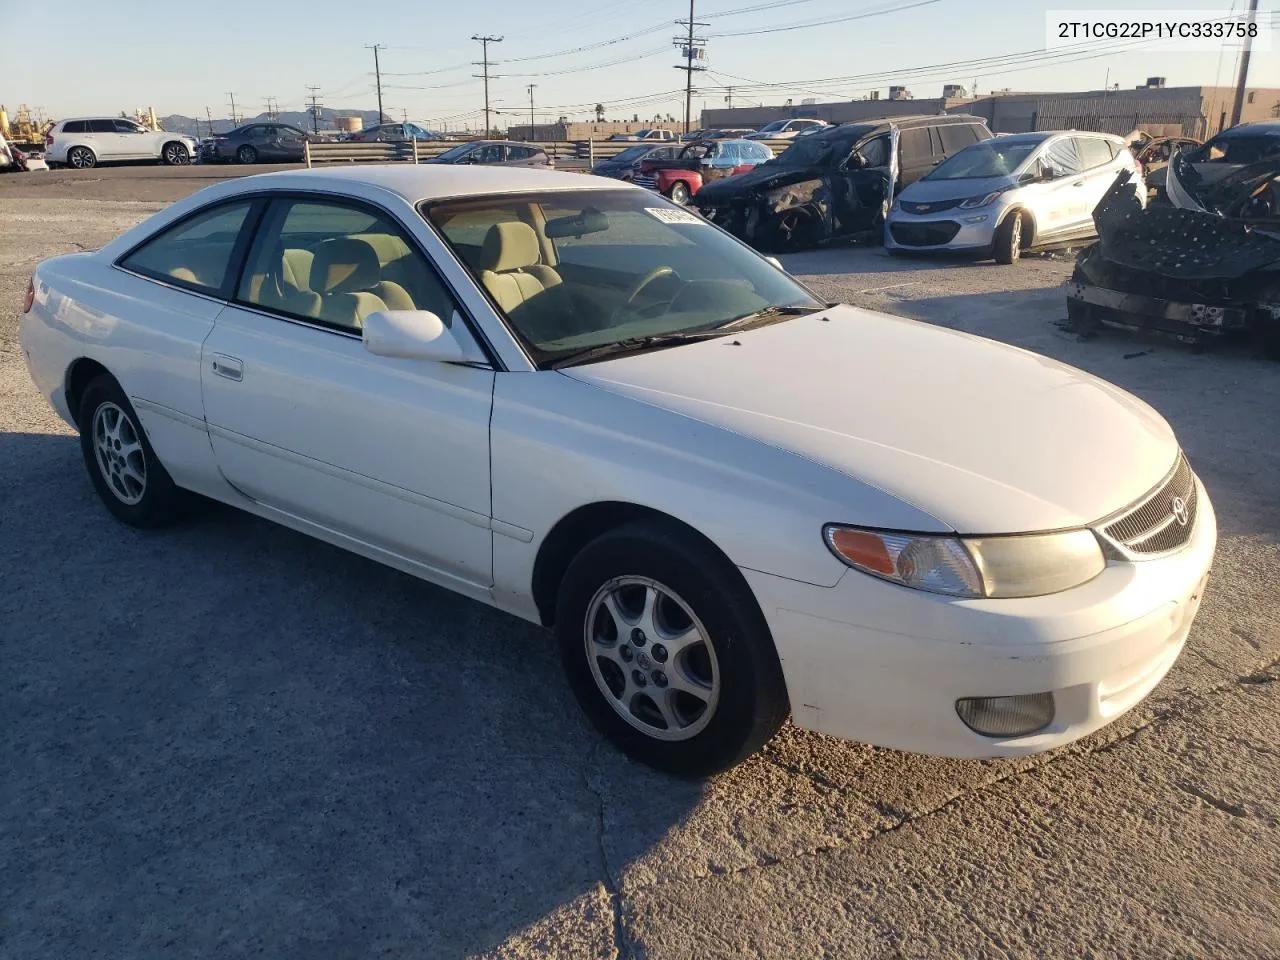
[[645, 207, 705, 225]]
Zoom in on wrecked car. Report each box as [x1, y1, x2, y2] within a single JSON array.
[[633, 138, 773, 205], [1066, 153, 1280, 358], [693, 115, 992, 252], [1145, 119, 1280, 199]]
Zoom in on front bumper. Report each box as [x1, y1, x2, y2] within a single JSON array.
[[884, 206, 1000, 253], [1066, 278, 1251, 342], [743, 478, 1216, 758]]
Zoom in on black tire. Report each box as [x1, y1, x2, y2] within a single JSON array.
[[162, 141, 190, 165], [236, 145, 258, 165], [769, 207, 819, 252], [77, 375, 185, 528], [669, 180, 691, 205], [555, 519, 789, 777], [993, 210, 1025, 264], [67, 146, 96, 169]]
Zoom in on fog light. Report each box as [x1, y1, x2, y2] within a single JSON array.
[[956, 693, 1055, 737]]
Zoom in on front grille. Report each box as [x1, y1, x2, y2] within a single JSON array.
[[889, 221, 962, 246], [1100, 454, 1197, 556], [900, 198, 962, 214], [633, 175, 658, 191]]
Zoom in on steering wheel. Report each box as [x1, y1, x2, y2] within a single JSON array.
[[620, 265, 681, 316]]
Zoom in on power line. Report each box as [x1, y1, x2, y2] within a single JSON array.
[[472, 34, 503, 135], [707, 0, 940, 37], [366, 44, 386, 123]]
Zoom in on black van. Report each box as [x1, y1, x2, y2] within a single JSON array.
[[694, 114, 993, 251]]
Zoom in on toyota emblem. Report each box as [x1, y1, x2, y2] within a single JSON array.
[[1171, 496, 1189, 527]]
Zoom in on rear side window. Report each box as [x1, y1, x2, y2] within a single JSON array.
[[899, 128, 933, 164], [1077, 137, 1114, 169], [88, 119, 117, 133], [509, 146, 534, 159], [62, 120, 88, 134], [120, 201, 254, 295], [113, 120, 141, 134], [938, 123, 983, 155]]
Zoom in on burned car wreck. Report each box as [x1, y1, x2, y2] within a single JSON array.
[[1067, 153, 1280, 358], [693, 115, 991, 252]]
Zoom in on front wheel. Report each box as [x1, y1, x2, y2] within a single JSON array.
[[162, 141, 190, 165], [555, 519, 789, 777], [236, 145, 258, 165], [78, 375, 186, 528], [994, 211, 1025, 264], [668, 180, 691, 205]]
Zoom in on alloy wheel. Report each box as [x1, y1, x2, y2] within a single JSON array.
[[1010, 215, 1023, 258], [164, 143, 189, 165], [69, 147, 94, 169], [92, 402, 147, 505], [584, 576, 720, 741]]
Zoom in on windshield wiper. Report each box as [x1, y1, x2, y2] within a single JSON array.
[[547, 330, 733, 369], [716, 303, 827, 331]]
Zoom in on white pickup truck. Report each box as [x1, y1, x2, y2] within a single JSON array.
[[44, 117, 200, 169]]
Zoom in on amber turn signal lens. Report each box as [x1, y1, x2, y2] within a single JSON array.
[[827, 528, 896, 575]]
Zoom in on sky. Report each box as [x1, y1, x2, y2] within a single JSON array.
[[1, 0, 1276, 130]]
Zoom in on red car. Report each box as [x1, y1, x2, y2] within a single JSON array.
[[634, 139, 774, 204]]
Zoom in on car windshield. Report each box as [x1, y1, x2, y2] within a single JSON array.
[[926, 139, 1042, 179], [757, 121, 787, 133], [613, 145, 651, 163], [771, 133, 851, 167], [423, 190, 821, 366], [434, 142, 477, 161]]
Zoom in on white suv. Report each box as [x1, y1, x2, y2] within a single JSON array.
[[45, 118, 199, 169]]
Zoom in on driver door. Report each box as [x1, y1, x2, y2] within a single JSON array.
[[831, 128, 897, 238]]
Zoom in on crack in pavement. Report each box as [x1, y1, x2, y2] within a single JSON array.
[[1174, 781, 1250, 818], [584, 745, 639, 960]]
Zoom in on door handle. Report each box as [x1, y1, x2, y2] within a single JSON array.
[[211, 353, 243, 381], [1072, 180, 1085, 187]]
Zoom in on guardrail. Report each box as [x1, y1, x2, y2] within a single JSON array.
[[303, 137, 795, 168]]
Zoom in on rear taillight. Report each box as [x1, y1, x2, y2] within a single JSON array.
[[23, 277, 35, 313], [44, 133, 53, 148]]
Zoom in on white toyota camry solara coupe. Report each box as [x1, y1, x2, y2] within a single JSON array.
[[19, 165, 1216, 776]]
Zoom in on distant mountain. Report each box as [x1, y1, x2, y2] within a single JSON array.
[[158, 108, 383, 137]]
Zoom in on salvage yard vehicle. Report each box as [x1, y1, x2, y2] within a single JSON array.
[[886, 130, 1144, 263], [1146, 120, 1280, 197], [44, 117, 199, 169], [349, 122, 443, 143], [425, 140, 551, 167], [591, 143, 680, 182], [696, 114, 992, 251], [634, 138, 773, 204], [200, 122, 320, 165], [1068, 154, 1280, 358], [745, 118, 828, 140], [21, 166, 1216, 776]]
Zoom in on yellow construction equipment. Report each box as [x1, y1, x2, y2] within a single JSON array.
[[0, 104, 48, 147]]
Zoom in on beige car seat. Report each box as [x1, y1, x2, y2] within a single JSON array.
[[306, 237, 415, 328]]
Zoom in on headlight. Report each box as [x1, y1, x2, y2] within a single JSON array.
[[823, 526, 1105, 599], [958, 190, 1007, 209]]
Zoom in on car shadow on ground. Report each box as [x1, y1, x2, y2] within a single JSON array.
[[780, 244, 1081, 279], [0, 431, 701, 958]]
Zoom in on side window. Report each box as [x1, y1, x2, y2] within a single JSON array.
[[1043, 138, 1083, 175], [120, 201, 254, 294], [719, 142, 741, 162], [477, 144, 506, 163], [237, 198, 459, 331], [510, 146, 534, 159], [899, 128, 933, 166], [243, 126, 266, 139], [853, 135, 890, 168], [938, 123, 980, 155], [1077, 137, 1114, 170], [113, 119, 141, 134], [63, 120, 88, 134], [88, 119, 117, 133]]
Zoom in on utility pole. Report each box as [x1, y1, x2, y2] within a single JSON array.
[[366, 43, 386, 123], [673, 0, 707, 135], [401, 107, 408, 123], [263, 97, 278, 121], [205, 105, 214, 136], [472, 34, 503, 136], [724, 86, 733, 109], [1229, 0, 1260, 128], [306, 86, 323, 133], [527, 84, 537, 140], [227, 92, 239, 127]]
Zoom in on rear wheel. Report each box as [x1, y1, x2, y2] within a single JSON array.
[[555, 519, 789, 777], [994, 211, 1025, 264], [77, 375, 185, 528], [236, 144, 258, 165], [669, 180, 691, 205], [162, 141, 190, 165], [770, 207, 819, 252], [67, 146, 96, 169]]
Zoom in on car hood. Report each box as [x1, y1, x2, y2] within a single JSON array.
[[695, 165, 820, 202], [562, 305, 1177, 533], [900, 175, 1017, 202]]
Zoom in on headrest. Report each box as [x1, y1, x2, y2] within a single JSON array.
[[480, 221, 541, 273], [310, 238, 381, 294], [351, 232, 411, 266]]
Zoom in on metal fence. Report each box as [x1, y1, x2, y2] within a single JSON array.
[[1029, 99, 1206, 139]]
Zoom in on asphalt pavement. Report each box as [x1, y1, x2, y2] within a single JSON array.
[[2, 166, 1278, 959]]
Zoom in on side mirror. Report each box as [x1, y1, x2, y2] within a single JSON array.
[[363, 310, 475, 363]]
